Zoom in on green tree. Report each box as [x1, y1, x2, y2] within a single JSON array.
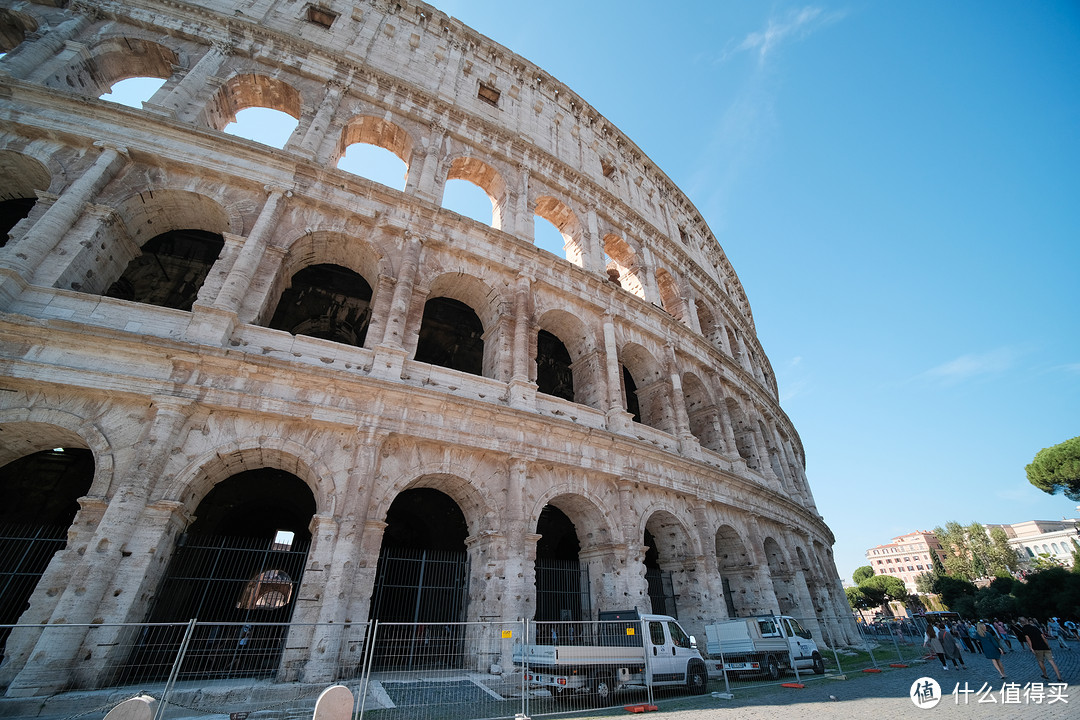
[[935, 522, 1018, 580], [1026, 435, 1080, 501], [914, 572, 936, 594], [974, 587, 1018, 618], [933, 575, 977, 609], [845, 586, 869, 610], [935, 521, 975, 580], [860, 574, 909, 602], [1012, 567, 1080, 620], [853, 565, 874, 584]]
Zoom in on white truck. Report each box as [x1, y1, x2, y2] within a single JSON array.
[[513, 610, 709, 703], [703, 615, 825, 680]]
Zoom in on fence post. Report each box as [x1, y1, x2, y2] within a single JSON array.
[[154, 619, 197, 720], [520, 618, 529, 720], [356, 620, 379, 720]]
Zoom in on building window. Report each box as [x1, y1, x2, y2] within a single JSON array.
[[478, 83, 500, 106], [307, 5, 338, 28]]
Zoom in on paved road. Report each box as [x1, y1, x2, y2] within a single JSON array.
[[573, 638, 1079, 720]]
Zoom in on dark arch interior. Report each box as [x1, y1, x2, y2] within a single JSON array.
[[105, 228, 224, 310], [535, 504, 580, 560], [381, 487, 469, 552], [0, 447, 94, 526], [187, 468, 316, 540], [0, 197, 36, 247], [536, 330, 574, 402], [267, 263, 373, 347], [622, 366, 641, 422], [0, 448, 94, 643], [415, 296, 484, 376], [534, 504, 587, 624]]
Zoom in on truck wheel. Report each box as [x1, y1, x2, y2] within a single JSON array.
[[764, 656, 781, 681], [686, 660, 708, 695], [592, 675, 615, 706], [812, 652, 825, 675]]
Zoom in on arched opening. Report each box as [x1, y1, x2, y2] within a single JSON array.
[[442, 178, 493, 225], [725, 397, 758, 469], [0, 447, 94, 655], [602, 234, 644, 298], [534, 504, 590, 635], [0, 149, 51, 247], [415, 297, 485, 376], [444, 156, 505, 227], [536, 330, 574, 402], [534, 196, 581, 264], [104, 229, 224, 311], [100, 76, 167, 108], [267, 263, 373, 348], [682, 373, 722, 452], [369, 488, 470, 669], [715, 525, 754, 618], [764, 537, 797, 616], [129, 469, 315, 682], [643, 512, 694, 620], [337, 116, 413, 192], [204, 75, 302, 150], [0, 8, 37, 53], [621, 366, 641, 423], [654, 268, 684, 322]]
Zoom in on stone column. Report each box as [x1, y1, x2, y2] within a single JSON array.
[[0, 15, 89, 80], [287, 81, 345, 161], [185, 186, 290, 345], [0, 143, 128, 305], [513, 170, 532, 246], [602, 314, 631, 432], [665, 343, 698, 456], [5, 398, 192, 697], [144, 42, 230, 120], [362, 273, 396, 351], [411, 124, 446, 203], [507, 273, 536, 409], [371, 232, 423, 379], [299, 438, 382, 681]]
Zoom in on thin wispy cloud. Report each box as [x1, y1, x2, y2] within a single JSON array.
[[722, 6, 846, 65], [778, 355, 811, 403], [920, 347, 1021, 386]]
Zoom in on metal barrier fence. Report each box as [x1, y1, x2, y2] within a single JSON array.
[[0, 614, 920, 719]]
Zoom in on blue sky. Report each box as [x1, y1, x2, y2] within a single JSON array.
[[105, 1, 1080, 585]]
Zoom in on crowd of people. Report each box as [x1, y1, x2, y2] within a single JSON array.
[[923, 616, 1072, 682]]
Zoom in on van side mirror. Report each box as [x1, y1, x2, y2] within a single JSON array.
[[690, 635, 697, 650]]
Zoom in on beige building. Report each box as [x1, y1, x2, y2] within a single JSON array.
[[0, 0, 856, 697], [865, 531, 947, 594], [986, 519, 1080, 570]]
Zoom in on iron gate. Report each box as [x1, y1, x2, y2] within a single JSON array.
[[121, 533, 310, 683], [368, 547, 470, 670], [0, 523, 68, 655], [646, 568, 677, 618]]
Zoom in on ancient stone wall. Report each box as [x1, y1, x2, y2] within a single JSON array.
[[0, 0, 857, 693]]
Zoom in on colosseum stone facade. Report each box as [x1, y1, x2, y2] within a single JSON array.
[[0, 0, 857, 694]]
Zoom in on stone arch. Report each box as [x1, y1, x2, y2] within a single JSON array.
[[681, 372, 723, 452], [534, 308, 603, 410], [534, 195, 583, 266], [164, 438, 338, 519], [0, 409, 115, 497], [380, 473, 493, 539], [641, 507, 698, 618], [763, 535, 800, 615], [444, 155, 508, 229], [758, 419, 787, 487], [412, 272, 505, 379], [88, 189, 230, 305], [259, 231, 383, 345], [337, 114, 415, 169], [723, 394, 758, 469], [715, 523, 760, 617], [529, 486, 617, 550], [654, 268, 684, 322], [0, 149, 52, 246], [0, 7, 37, 53], [602, 233, 644, 298], [202, 73, 303, 132], [72, 36, 178, 98], [619, 342, 672, 433]]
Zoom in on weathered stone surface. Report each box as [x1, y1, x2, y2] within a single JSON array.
[[0, 0, 858, 696]]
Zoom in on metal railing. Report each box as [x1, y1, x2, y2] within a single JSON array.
[[0, 614, 893, 719]]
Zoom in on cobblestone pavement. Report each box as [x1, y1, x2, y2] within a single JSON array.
[[574, 638, 1079, 720]]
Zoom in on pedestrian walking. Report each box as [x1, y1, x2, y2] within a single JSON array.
[[924, 624, 949, 670], [938, 623, 965, 668], [993, 619, 1012, 651], [976, 621, 1006, 679], [1046, 617, 1069, 649], [1018, 616, 1063, 682]]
